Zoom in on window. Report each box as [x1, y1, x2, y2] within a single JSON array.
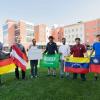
[[3, 30, 8, 35], [26, 30, 34, 36], [26, 24, 33, 30], [26, 37, 32, 42], [3, 24, 8, 30]]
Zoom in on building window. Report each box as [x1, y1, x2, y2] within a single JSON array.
[[26, 24, 33, 30], [3, 24, 8, 30]]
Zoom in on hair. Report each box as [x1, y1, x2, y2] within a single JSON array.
[[48, 36, 54, 39], [32, 38, 36, 42], [96, 34, 100, 37], [75, 38, 81, 41], [62, 37, 66, 40]]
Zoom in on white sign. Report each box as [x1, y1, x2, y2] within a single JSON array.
[[28, 46, 43, 60]]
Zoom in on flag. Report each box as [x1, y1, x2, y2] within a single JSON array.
[[64, 57, 90, 74], [90, 57, 100, 73], [0, 58, 16, 75], [40, 54, 60, 68], [10, 45, 28, 71]]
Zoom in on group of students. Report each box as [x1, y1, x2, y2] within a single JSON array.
[[1, 34, 100, 81]]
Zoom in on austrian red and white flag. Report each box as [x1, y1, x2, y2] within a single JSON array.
[[10, 45, 28, 71]]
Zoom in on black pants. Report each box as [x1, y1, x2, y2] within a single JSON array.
[[30, 60, 38, 77], [73, 73, 86, 80], [15, 66, 25, 79]]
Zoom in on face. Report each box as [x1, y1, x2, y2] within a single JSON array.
[[15, 37, 21, 43], [32, 39, 36, 45], [97, 35, 100, 41], [75, 39, 80, 45], [49, 38, 53, 42], [62, 38, 66, 44]]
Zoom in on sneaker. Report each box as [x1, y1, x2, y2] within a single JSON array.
[[31, 76, 33, 79], [35, 75, 38, 78]]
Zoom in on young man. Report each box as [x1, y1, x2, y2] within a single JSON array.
[[59, 38, 70, 79], [90, 34, 100, 80], [11, 37, 27, 80], [44, 36, 58, 77], [71, 38, 87, 81], [29, 39, 38, 78]]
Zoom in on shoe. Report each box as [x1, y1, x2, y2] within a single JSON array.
[[31, 76, 33, 79], [94, 76, 98, 81], [47, 74, 50, 77], [60, 75, 64, 78], [66, 75, 70, 80], [81, 78, 86, 81], [35, 75, 38, 78], [53, 75, 56, 77], [73, 77, 77, 80]]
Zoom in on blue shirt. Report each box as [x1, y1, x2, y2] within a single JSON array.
[[93, 42, 100, 57]]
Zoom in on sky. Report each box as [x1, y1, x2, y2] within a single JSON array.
[[0, 0, 100, 25]]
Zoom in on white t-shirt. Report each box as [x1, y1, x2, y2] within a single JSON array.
[[59, 44, 70, 60]]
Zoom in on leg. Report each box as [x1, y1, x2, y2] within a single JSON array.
[[73, 73, 77, 79], [60, 60, 64, 78], [81, 74, 86, 81], [0, 75, 1, 84], [34, 60, 38, 76], [15, 66, 19, 79], [30, 60, 35, 77], [22, 70, 25, 79], [53, 68, 56, 77], [94, 73, 98, 80], [48, 67, 51, 76]]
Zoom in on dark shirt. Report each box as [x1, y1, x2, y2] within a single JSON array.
[[10, 43, 26, 55], [44, 42, 58, 54], [0, 42, 3, 51], [71, 44, 86, 57]]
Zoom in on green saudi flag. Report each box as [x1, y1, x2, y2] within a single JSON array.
[[40, 54, 60, 68]]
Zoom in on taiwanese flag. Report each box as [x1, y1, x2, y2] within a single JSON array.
[[64, 57, 90, 74], [90, 57, 100, 73]]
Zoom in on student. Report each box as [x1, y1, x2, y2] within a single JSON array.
[[70, 38, 87, 81], [11, 37, 27, 80], [90, 34, 100, 80], [29, 39, 38, 78], [59, 38, 70, 79], [44, 36, 58, 77]]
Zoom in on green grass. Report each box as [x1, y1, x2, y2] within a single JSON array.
[[0, 68, 100, 100]]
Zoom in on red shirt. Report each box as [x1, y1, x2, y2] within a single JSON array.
[[71, 44, 86, 57]]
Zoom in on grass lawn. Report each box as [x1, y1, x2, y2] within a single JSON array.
[[0, 68, 100, 100]]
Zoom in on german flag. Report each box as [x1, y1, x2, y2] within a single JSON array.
[[0, 58, 16, 75]]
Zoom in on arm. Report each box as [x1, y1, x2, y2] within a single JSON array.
[[22, 46, 27, 56], [55, 43, 58, 53], [89, 50, 94, 57], [69, 46, 74, 56], [82, 45, 88, 57], [43, 44, 48, 54]]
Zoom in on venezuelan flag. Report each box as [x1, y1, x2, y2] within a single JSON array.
[[0, 58, 16, 75], [64, 57, 90, 74], [90, 57, 100, 73]]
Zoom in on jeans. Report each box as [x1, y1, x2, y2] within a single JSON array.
[[60, 60, 69, 76], [30, 60, 38, 77]]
